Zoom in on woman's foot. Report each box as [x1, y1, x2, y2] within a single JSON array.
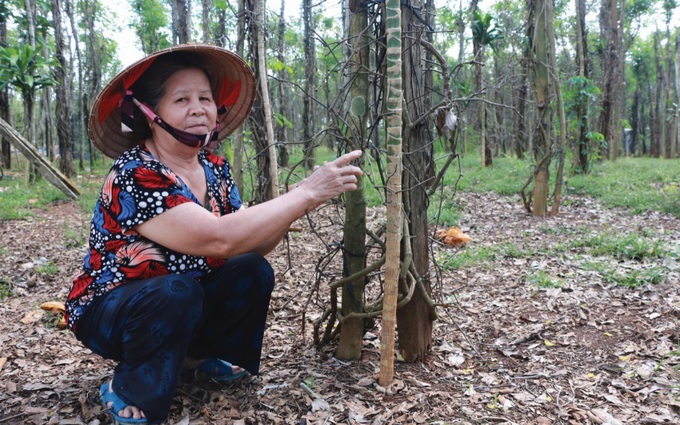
[[100, 380, 147, 424], [183, 357, 247, 382]]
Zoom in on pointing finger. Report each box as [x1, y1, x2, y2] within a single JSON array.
[[333, 150, 363, 167]]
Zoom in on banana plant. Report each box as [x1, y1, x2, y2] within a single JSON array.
[[0, 42, 57, 150], [471, 10, 503, 54]]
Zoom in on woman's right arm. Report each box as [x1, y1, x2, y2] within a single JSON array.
[[135, 150, 363, 258]]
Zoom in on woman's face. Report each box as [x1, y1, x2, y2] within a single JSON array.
[[155, 68, 218, 137]]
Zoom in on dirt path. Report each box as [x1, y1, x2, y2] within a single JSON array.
[[0, 193, 678, 424]]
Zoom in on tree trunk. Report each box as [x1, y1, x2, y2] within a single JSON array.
[[276, 0, 289, 168], [651, 33, 663, 158], [25, 0, 36, 47], [514, 7, 530, 161], [379, 0, 402, 386], [597, 0, 623, 161], [257, 0, 279, 199], [83, 0, 102, 168], [674, 33, 680, 158], [170, 0, 191, 44], [51, 0, 74, 177], [231, 0, 246, 190], [336, 0, 369, 361], [664, 20, 675, 159], [0, 12, 10, 168], [248, 0, 273, 203], [630, 84, 640, 155], [573, 0, 589, 172], [201, 0, 211, 43], [396, 0, 434, 362], [302, 0, 317, 170], [531, 0, 552, 217], [547, 0, 565, 216], [64, 0, 84, 170]]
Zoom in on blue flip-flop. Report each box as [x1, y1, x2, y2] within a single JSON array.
[[186, 358, 247, 382], [99, 382, 147, 424]]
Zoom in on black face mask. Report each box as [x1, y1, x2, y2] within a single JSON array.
[[121, 90, 224, 151]]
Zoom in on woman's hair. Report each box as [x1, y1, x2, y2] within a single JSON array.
[[129, 51, 216, 141]]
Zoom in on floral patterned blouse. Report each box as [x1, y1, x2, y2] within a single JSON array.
[[65, 144, 242, 331]]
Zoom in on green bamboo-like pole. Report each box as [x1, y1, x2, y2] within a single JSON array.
[[379, 0, 403, 387]]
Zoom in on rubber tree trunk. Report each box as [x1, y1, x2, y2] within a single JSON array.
[[573, 0, 590, 173], [336, 0, 369, 361], [396, 0, 434, 362], [531, 0, 552, 217], [51, 0, 74, 177], [0, 11, 10, 168], [257, 0, 279, 199], [302, 0, 317, 170], [547, 0, 565, 216], [276, 0, 289, 168], [231, 0, 246, 190]]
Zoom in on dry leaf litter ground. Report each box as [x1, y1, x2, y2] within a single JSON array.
[[0, 192, 678, 425]]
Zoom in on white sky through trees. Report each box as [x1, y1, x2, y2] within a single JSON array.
[[108, 0, 453, 66]]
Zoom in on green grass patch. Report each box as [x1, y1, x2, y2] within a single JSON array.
[[581, 259, 668, 288], [35, 260, 59, 276], [569, 232, 668, 261], [447, 154, 532, 196], [440, 242, 533, 270], [567, 157, 680, 218], [63, 228, 86, 249], [526, 270, 562, 288], [0, 176, 70, 220], [437, 153, 679, 219], [0, 277, 12, 300]]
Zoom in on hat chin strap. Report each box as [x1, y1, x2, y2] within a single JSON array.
[[129, 95, 219, 150]]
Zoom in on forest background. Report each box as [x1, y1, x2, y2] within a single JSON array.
[[0, 0, 679, 423]]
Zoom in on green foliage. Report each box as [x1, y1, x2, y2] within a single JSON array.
[[0, 176, 69, 220], [568, 158, 680, 218], [270, 57, 294, 76], [63, 228, 86, 249], [129, 0, 171, 54], [452, 154, 532, 195], [440, 243, 532, 270], [471, 10, 504, 54], [35, 260, 59, 276], [0, 43, 57, 94], [569, 232, 668, 261], [526, 270, 562, 288], [0, 276, 11, 300], [581, 260, 668, 288]]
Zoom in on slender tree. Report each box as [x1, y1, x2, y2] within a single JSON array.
[[82, 0, 103, 168], [63, 0, 83, 169], [379, 0, 402, 386], [51, 0, 74, 177], [572, 0, 590, 172], [396, 0, 436, 362], [231, 0, 246, 190], [275, 0, 289, 168], [471, 9, 502, 167], [527, 0, 552, 217], [131, 0, 171, 54], [598, 0, 624, 160], [0, 2, 11, 168], [336, 0, 369, 361], [302, 0, 316, 170], [169, 0, 191, 44], [256, 0, 279, 199], [201, 0, 211, 43]]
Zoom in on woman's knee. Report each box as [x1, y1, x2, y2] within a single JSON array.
[[137, 275, 204, 323], [240, 253, 275, 294]]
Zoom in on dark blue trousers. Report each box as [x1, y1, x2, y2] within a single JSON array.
[[75, 253, 275, 423]]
